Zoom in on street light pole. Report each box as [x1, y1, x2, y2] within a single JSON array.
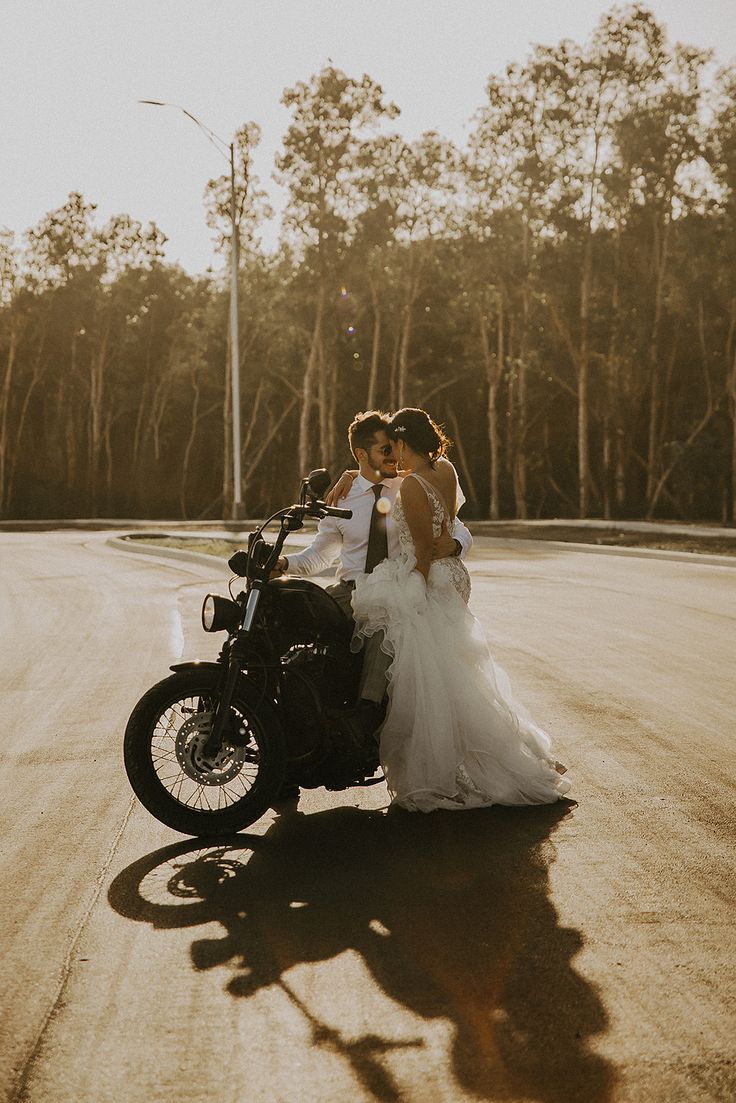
[[228, 141, 243, 519], [139, 100, 243, 520]]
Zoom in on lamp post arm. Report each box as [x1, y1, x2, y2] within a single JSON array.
[[139, 98, 244, 520]]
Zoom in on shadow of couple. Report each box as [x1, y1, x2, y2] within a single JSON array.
[[109, 801, 614, 1102]]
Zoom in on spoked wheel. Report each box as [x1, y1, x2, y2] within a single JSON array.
[[124, 669, 285, 837]]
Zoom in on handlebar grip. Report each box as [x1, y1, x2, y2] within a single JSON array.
[[323, 506, 353, 519]]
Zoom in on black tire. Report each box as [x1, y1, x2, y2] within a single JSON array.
[[124, 669, 285, 837]]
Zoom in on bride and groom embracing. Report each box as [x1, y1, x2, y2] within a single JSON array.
[[274, 407, 570, 812]]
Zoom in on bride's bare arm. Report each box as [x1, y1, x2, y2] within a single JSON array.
[[399, 476, 434, 581], [325, 469, 358, 505]]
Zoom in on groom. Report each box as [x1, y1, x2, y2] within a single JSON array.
[[273, 410, 473, 717]]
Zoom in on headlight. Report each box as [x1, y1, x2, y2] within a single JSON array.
[[201, 594, 241, 633]]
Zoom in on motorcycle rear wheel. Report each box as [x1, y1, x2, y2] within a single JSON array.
[[124, 669, 285, 837]]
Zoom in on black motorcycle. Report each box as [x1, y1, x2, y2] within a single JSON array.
[[124, 470, 385, 837]]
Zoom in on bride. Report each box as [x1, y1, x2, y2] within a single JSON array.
[[350, 407, 570, 812]]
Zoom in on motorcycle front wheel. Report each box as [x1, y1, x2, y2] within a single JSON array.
[[124, 668, 285, 837]]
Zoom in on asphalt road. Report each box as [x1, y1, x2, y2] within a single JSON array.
[[0, 532, 734, 1103]]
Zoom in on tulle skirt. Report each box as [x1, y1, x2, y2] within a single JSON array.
[[351, 554, 570, 812]]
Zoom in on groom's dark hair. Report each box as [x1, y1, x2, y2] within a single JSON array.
[[348, 410, 391, 461]]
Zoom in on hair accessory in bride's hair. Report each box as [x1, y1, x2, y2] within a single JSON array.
[[394, 425, 406, 433]]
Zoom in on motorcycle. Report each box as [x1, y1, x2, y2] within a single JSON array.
[[123, 469, 385, 837]]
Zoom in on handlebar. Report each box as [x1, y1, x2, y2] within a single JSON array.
[[227, 499, 353, 580], [314, 502, 353, 520]]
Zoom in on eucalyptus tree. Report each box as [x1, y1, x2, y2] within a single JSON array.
[[524, 6, 674, 517], [550, 6, 670, 517], [276, 66, 398, 473], [612, 37, 714, 516], [467, 48, 567, 517], [368, 132, 461, 409], [9, 194, 100, 513], [7, 195, 167, 514]]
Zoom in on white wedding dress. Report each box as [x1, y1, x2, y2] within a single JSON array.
[[351, 472, 570, 812]]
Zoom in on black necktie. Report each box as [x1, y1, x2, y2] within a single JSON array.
[[364, 484, 388, 573]]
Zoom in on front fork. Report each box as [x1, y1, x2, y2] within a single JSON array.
[[202, 583, 264, 758]]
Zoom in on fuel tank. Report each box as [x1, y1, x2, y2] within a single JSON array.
[[266, 577, 351, 645]]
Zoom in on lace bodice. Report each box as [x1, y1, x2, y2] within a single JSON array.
[[394, 473, 471, 603], [393, 474, 447, 547]]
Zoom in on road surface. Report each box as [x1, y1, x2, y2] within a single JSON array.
[[0, 531, 734, 1103]]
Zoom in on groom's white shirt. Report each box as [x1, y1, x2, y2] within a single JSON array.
[[285, 473, 473, 583]]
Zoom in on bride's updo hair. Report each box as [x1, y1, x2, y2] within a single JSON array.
[[388, 408, 452, 465]]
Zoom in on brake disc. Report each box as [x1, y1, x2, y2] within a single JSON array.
[[174, 712, 249, 786]]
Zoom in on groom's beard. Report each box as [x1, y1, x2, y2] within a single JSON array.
[[379, 461, 398, 478]]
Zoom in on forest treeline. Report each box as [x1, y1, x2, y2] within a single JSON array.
[[2, 4, 736, 522]]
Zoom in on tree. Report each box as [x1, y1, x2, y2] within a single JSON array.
[[277, 66, 398, 473], [710, 64, 736, 522]]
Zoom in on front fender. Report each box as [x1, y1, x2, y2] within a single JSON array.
[[169, 660, 273, 709], [169, 661, 223, 674]]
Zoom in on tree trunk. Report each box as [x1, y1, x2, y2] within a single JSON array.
[[87, 322, 110, 514], [515, 283, 529, 520], [730, 350, 736, 525], [103, 416, 114, 513], [615, 424, 626, 514], [367, 286, 381, 409], [181, 371, 201, 519], [603, 229, 622, 520], [578, 231, 593, 518], [397, 300, 413, 409], [327, 350, 338, 473], [6, 346, 44, 515], [480, 296, 503, 520], [514, 219, 534, 519], [646, 320, 711, 519], [646, 402, 716, 519], [222, 326, 233, 516], [299, 285, 324, 473], [505, 316, 516, 481], [316, 320, 337, 472], [65, 403, 78, 515], [646, 364, 659, 507], [446, 408, 479, 514], [389, 326, 400, 410], [397, 261, 422, 409], [728, 299, 736, 525], [646, 216, 670, 508], [0, 326, 18, 515]]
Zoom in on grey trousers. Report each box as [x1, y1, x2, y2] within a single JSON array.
[[326, 579, 391, 704]]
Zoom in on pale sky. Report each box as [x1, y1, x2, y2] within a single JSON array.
[[3, 1, 735, 273]]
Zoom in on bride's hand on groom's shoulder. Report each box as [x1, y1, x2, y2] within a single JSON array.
[[325, 469, 358, 505]]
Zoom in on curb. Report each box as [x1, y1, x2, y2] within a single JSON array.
[[470, 519, 736, 539], [107, 533, 736, 572], [471, 536, 736, 569], [106, 536, 228, 572]]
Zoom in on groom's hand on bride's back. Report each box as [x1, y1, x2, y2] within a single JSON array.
[[432, 530, 461, 560]]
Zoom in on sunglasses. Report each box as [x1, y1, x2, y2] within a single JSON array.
[[375, 444, 394, 456]]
